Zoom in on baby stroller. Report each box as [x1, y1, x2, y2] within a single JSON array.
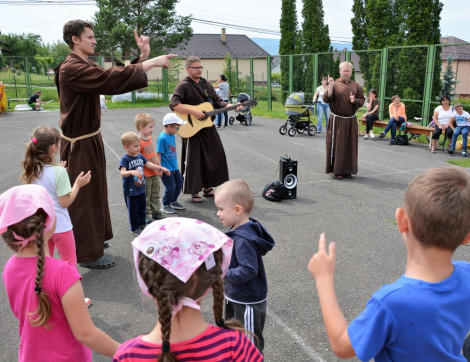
[[279, 92, 317, 137], [229, 93, 253, 126]]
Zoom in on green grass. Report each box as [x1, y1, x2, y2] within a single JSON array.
[[447, 159, 470, 168]]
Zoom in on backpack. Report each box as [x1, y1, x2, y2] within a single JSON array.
[[262, 181, 288, 202]]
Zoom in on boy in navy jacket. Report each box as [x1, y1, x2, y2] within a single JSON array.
[[214, 179, 275, 353]]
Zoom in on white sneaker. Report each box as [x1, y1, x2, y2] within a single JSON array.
[[363, 134, 369, 139], [370, 131, 375, 138]]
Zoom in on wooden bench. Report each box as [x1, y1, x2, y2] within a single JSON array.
[[358, 118, 434, 149], [8, 98, 29, 109]]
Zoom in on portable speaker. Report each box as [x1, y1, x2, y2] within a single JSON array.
[[279, 156, 297, 199]]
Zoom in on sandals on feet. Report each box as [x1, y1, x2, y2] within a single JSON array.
[[331, 173, 343, 179], [192, 194, 203, 203], [79, 256, 116, 269], [202, 188, 215, 197], [343, 174, 353, 179], [431, 148, 436, 153]]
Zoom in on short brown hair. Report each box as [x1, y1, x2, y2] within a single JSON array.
[[63, 20, 93, 49], [121, 131, 140, 146], [185, 56, 201, 68], [134, 113, 155, 131], [215, 179, 254, 214], [404, 167, 470, 250]]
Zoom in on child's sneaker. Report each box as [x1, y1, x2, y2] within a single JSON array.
[[161, 204, 176, 214], [152, 211, 165, 220], [170, 201, 186, 210], [447, 148, 454, 154], [463, 152, 467, 157], [131, 228, 142, 237]]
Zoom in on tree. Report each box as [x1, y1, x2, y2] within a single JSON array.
[[93, 0, 192, 57], [440, 55, 458, 99], [301, 0, 331, 93], [1, 33, 43, 72], [279, 0, 298, 102]]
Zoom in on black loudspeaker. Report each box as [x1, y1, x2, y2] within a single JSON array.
[[279, 156, 297, 199]]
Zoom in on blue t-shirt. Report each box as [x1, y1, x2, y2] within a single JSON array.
[[347, 261, 470, 361], [452, 110, 470, 127], [156, 131, 178, 171], [119, 153, 147, 197]]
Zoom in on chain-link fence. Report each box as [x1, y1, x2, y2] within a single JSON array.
[[1, 42, 469, 118]]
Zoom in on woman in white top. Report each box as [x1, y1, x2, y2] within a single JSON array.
[[313, 77, 330, 133], [431, 96, 454, 153]]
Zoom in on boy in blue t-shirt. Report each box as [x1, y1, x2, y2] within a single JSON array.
[[448, 103, 470, 157], [119, 132, 169, 236], [309, 167, 470, 361], [156, 113, 186, 214]]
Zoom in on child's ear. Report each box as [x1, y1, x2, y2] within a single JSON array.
[[461, 232, 470, 246], [395, 207, 409, 233], [235, 204, 244, 216]]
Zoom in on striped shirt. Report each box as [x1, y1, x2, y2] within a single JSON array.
[[113, 324, 263, 362]]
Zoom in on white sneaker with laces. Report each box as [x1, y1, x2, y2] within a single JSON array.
[[363, 134, 369, 139], [370, 131, 375, 138]]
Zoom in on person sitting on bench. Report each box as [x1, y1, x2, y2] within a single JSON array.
[[378, 95, 407, 145], [28, 90, 46, 111]]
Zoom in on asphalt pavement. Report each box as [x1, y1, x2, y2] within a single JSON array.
[[1, 108, 468, 361]]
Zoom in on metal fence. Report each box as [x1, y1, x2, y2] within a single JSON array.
[[1, 42, 469, 122]]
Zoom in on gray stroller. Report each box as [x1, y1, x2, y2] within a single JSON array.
[[279, 92, 317, 137], [229, 93, 253, 126]]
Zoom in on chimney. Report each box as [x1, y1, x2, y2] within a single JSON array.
[[221, 28, 226, 44], [443, 37, 447, 44]]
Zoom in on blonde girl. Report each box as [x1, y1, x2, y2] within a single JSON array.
[[21, 126, 90, 266], [0, 185, 119, 361]]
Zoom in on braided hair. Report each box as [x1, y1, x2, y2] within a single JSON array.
[[20, 126, 61, 184], [2, 209, 51, 328], [138, 249, 245, 362]]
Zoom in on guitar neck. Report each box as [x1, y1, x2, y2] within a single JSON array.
[[206, 103, 242, 117]]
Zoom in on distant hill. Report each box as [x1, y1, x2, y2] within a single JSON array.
[[251, 37, 352, 56]]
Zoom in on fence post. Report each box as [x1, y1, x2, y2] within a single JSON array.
[[25, 56, 32, 97], [378, 48, 388, 120], [250, 57, 254, 98], [267, 56, 272, 110], [313, 53, 318, 90], [345, 51, 351, 63], [289, 55, 293, 95], [422, 44, 436, 123], [162, 67, 169, 103], [228, 57, 232, 85], [236, 59, 239, 96]]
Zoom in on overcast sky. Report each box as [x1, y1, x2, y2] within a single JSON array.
[[0, 0, 467, 46]]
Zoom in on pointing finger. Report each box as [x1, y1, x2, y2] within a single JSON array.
[[318, 232, 326, 253]]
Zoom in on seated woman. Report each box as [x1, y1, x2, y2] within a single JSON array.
[[363, 89, 381, 139], [431, 95, 454, 153], [378, 95, 407, 145]]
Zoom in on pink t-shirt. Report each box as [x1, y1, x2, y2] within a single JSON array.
[[2, 256, 92, 362]]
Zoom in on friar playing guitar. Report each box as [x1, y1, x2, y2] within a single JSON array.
[[174, 98, 258, 138]]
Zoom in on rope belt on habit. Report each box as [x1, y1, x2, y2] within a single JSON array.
[[61, 129, 101, 152], [330, 112, 356, 165]]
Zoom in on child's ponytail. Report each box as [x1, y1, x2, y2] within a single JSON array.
[[2, 209, 52, 327], [20, 126, 61, 184]]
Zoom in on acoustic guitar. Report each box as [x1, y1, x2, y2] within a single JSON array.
[[174, 98, 258, 138]]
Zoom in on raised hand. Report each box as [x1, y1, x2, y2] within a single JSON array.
[[350, 92, 355, 103], [75, 171, 91, 188], [134, 29, 150, 61], [308, 233, 337, 282], [328, 74, 334, 85]]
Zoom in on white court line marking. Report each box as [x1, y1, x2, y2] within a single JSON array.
[[103, 138, 122, 161], [268, 310, 327, 361]]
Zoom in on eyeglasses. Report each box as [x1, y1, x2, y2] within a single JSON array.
[[171, 125, 180, 130], [188, 66, 203, 70]]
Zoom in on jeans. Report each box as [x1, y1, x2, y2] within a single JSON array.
[[316, 103, 330, 132], [450, 126, 469, 151], [125, 193, 146, 231], [161, 169, 184, 205], [217, 99, 229, 127], [383, 117, 406, 140]]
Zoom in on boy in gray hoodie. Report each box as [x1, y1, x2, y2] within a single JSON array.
[[214, 179, 275, 353]]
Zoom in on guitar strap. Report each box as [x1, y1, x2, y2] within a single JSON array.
[[199, 79, 214, 106]]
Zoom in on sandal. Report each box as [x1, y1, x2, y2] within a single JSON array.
[[79, 256, 116, 269], [431, 148, 436, 153], [202, 188, 215, 197], [343, 174, 353, 179], [330, 173, 343, 179], [192, 193, 203, 203]]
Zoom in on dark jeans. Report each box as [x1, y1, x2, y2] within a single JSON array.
[[217, 99, 229, 127], [383, 117, 406, 140], [125, 193, 146, 231], [161, 169, 183, 205], [365, 114, 379, 133], [225, 299, 266, 353], [432, 124, 453, 141]]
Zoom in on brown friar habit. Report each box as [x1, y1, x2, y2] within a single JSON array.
[[54, 54, 147, 263], [169, 76, 229, 194], [323, 79, 364, 175]]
